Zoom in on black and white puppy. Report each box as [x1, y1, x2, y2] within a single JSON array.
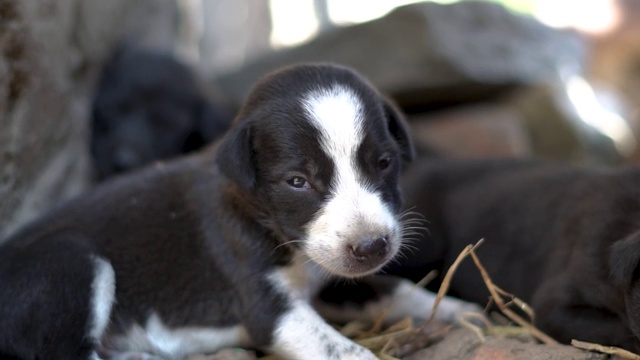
[[91, 46, 232, 181], [0, 64, 473, 360], [392, 157, 640, 351]]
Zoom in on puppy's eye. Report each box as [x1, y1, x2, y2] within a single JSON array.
[[286, 176, 309, 190], [378, 156, 392, 170]]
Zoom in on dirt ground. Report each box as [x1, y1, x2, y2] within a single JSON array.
[[405, 328, 607, 360], [187, 324, 610, 360]]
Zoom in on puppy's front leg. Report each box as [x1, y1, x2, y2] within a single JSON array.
[[260, 261, 377, 360], [315, 275, 481, 325], [270, 299, 377, 360]]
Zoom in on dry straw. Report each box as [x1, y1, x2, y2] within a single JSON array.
[[261, 238, 640, 359]]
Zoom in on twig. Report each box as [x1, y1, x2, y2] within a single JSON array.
[[368, 307, 389, 335], [467, 248, 558, 345], [426, 239, 484, 325], [494, 285, 534, 322], [357, 327, 416, 349], [458, 312, 493, 342], [571, 339, 640, 359]]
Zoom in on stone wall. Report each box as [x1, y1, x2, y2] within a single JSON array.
[[0, 0, 178, 239]]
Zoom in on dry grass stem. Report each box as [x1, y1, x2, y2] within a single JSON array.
[[357, 328, 415, 349], [467, 247, 558, 345], [426, 239, 485, 325], [458, 312, 495, 341], [494, 285, 534, 322], [486, 325, 534, 339], [383, 317, 414, 334], [339, 320, 369, 337], [415, 270, 438, 288], [368, 307, 390, 335], [571, 339, 640, 359]]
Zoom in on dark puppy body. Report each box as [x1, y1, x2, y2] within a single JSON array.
[[91, 46, 232, 180], [0, 64, 473, 360], [394, 157, 640, 349]]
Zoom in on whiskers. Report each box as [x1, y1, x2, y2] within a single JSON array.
[[272, 239, 305, 255], [301, 249, 340, 281], [393, 208, 429, 264]]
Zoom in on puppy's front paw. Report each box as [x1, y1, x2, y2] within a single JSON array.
[[104, 351, 166, 360], [435, 296, 483, 323], [339, 344, 377, 360]]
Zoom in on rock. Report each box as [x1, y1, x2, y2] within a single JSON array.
[[406, 328, 607, 360], [1, 0, 89, 240], [213, 1, 586, 110], [0, 0, 180, 240], [410, 104, 532, 159], [509, 81, 635, 165]]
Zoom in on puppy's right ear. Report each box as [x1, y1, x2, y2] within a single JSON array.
[[215, 121, 255, 190], [383, 98, 415, 162], [610, 231, 640, 288]]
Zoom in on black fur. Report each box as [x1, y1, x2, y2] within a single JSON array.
[[91, 46, 232, 181], [392, 157, 640, 350]]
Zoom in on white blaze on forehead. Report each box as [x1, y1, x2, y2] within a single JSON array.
[[302, 85, 364, 161]]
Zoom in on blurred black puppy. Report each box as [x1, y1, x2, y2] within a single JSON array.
[[91, 46, 232, 180], [390, 157, 640, 350]]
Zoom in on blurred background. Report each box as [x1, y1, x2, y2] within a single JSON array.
[[2, 0, 640, 239]]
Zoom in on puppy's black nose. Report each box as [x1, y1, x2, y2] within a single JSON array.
[[350, 237, 389, 260]]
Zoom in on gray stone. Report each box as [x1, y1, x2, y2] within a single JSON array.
[[213, 1, 587, 108], [410, 104, 532, 159], [509, 82, 633, 165], [0, 0, 179, 240]]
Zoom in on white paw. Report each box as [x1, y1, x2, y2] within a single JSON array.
[[105, 351, 166, 360], [340, 345, 377, 360], [435, 296, 483, 323]]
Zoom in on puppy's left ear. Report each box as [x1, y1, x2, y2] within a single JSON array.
[[383, 98, 415, 162], [215, 120, 256, 190], [610, 231, 640, 288]]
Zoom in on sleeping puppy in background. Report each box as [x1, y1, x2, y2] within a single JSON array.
[[0, 63, 474, 360], [91, 45, 232, 181], [391, 157, 640, 351]]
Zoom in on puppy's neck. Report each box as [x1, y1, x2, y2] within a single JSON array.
[[222, 182, 263, 220], [219, 181, 295, 265], [270, 251, 329, 301]]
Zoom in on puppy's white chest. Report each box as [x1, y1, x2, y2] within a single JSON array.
[[270, 252, 328, 301]]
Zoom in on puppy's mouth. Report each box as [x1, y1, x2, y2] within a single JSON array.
[[304, 230, 401, 278]]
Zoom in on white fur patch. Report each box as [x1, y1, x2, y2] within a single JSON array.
[[269, 268, 377, 360], [89, 257, 116, 341], [271, 301, 377, 360], [270, 251, 330, 301], [316, 278, 483, 325], [109, 313, 250, 359], [302, 86, 364, 162], [302, 86, 400, 277]]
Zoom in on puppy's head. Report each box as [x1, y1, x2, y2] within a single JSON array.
[[91, 46, 230, 180], [216, 63, 414, 277]]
